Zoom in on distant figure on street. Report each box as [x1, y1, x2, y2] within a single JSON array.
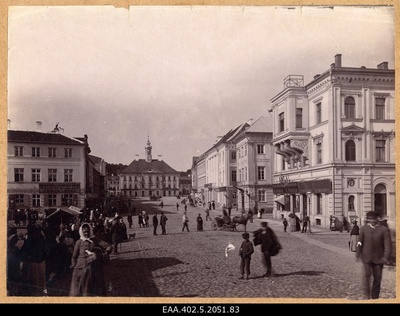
[[212, 200, 215, 210], [184, 203, 188, 212], [182, 212, 189, 232], [110, 217, 124, 254], [205, 208, 211, 221], [208, 201, 212, 211], [239, 232, 254, 280], [160, 213, 168, 235], [349, 220, 359, 252], [160, 201, 164, 208], [227, 205, 232, 216], [301, 216, 309, 233], [176, 203, 180, 212], [283, 218, 288, 232], [152, 213, 159, 235], [127, 213, 133, 229], [196, 214, 204, 231], [356, 211, 391, 300], [289, 215, 296, 232], [138, 214, 143, 228]]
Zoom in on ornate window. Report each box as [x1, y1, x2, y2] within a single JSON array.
[[279, 112, 285, 132], [344, 97, 355, 118], [345, 140, 356, 161], [375, 97, 385, 120]]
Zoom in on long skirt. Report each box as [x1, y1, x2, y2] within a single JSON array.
[[70, 265, 92, 296], [349, 234, 359, 252]]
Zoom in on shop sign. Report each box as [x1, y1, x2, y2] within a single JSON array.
[[39, 183, 80, 193]]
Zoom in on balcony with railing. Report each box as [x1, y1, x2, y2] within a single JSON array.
[[283, 75, 304, 89]]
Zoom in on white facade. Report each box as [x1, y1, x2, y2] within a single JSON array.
[[270, 55, 395, 229], [7, 130, 87, 212], [107, 175, 120, 196]]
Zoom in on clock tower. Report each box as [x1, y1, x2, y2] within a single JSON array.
[[145, 137, 152, 162]]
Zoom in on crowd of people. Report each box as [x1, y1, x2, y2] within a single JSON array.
[[6, 204, 131, 297]]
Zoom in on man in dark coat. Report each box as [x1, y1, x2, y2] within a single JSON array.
[[356, 211, 391, 299], [160, 213, 168, 235], [127, 213, 133, 229], [253, 221, 281, 277], [152, 213, 159, 235]]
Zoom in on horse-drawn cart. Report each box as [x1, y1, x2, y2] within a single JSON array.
[[211, 214, 249, 232]]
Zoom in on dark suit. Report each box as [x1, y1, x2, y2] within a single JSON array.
[[356, 223, 391, 299], [152, 215, 159, 235], [239, 240, 254, 277]]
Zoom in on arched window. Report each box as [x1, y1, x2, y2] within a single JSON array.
[[374, 184, 387, 216], [348, 195, 355, 211], [345, 140, 356, 161], [344, 97, 355, 118]]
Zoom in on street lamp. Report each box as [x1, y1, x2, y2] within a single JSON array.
[[307, 191, 311, 218], [307, 191, 312, 233]]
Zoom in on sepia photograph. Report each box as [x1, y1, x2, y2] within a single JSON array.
[[2, 2, 398, 305]]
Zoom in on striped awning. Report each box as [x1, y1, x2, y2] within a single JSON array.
[[274, 195, 285, 205]]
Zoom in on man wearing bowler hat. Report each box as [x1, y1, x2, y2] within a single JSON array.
[[356, 211, 391, 299]]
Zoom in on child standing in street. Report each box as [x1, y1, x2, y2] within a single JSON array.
[[239, 232, 254, 280], [283, 218, 288, 232]]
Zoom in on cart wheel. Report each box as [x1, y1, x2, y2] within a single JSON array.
[[211, 222, 218, 230]]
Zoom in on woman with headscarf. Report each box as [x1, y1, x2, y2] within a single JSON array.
[[70, 223, 112, 296]]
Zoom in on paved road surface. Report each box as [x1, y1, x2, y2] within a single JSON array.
[[96, 197, 396, 302]]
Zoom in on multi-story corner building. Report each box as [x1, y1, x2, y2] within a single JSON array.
[[230, 116, 274, 214], [7, 123, 89, 216], [270, 54, 395, 229], [119, 138, 180, 198], [179, 170, 192, 196], [106, 175, 121, 197]]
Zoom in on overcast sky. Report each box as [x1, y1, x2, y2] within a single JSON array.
[[7, 5, 395, 171]]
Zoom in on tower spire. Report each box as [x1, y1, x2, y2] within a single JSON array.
[[145, 135, 152, 162]]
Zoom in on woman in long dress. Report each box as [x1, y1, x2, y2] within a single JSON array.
[[349, 221, 359, 252], [196, 214, 204, 231]]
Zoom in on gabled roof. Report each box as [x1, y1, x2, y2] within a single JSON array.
[[8, 130, 85, 146], [245, 116, 273, 133], [89, 154, 103, 164], [120, 159, 179, 174]]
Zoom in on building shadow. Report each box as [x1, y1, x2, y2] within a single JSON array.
[[105, 257, 184, 297]]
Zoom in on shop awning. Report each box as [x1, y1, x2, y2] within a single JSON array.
[[47, 207, 82, 219], [274, 196, 285, 205]]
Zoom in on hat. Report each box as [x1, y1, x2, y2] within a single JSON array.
[[366, 211, 379, 219], [261, 222, 268, 227], [242, 232, 249, 239]]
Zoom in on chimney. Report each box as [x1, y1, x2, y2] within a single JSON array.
[[158, 155, 162, 160], [335, 54, 342, 68], [313, 74, 321, 79], [215, 136, 223, 143], [36, 121, 42, 131], [377, 62, 388, 70], [7, 119, 11, 129], [247, 118, 254, 125]]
